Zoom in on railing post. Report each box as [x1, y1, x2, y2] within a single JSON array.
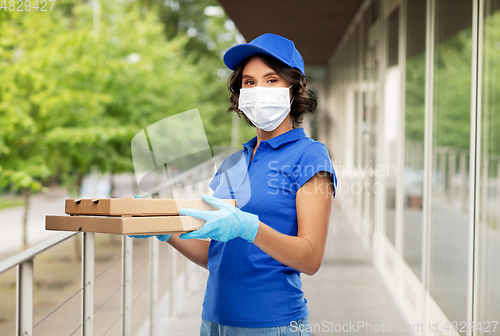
[[16, 259, 33, 336], [82, 232, 95, 336], [184, 258, 190, 295], [460, 153, 467, 213], [122, 236, 133, 336], [448, 152, 456, 203], [497, 162, 500, 213], [149, 238, 159, 336], [168, 247, 177, 318]]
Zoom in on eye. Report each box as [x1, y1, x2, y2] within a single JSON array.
[[267, 78, 277, 84], [243, 80, 255, 86]]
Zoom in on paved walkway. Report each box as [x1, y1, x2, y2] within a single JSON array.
[[156, 202, 411, 335], [302, 203, 411, 335]]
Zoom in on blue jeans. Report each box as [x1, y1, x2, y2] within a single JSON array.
[[200, 316, 312, 336]]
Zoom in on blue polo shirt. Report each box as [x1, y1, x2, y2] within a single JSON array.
[[203, 127, 337, 328]]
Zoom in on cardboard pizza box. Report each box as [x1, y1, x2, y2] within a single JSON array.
[[65, 198, 237, 216], [45, 214, 205, 235]]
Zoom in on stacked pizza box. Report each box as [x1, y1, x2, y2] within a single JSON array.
[[45, 198, 236, 235]]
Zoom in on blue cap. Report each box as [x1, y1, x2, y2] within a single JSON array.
[[223, 33, 305, 76]]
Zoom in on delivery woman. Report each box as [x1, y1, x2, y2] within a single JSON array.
[[136, 33, 337, 335]]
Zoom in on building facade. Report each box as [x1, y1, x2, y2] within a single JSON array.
[[221, 0, 500, 335], [321, 1, 500, 335]]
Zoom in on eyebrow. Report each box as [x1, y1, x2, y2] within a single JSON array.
[[242, 71, 278, 79], [263, 71, 277, 77]]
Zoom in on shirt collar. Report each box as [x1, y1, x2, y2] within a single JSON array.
[[242, 128, 306, 151]]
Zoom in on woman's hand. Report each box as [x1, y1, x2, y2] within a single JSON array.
[[179, 195, 259, 242]]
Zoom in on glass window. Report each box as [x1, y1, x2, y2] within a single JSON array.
[[384, 7, 399, 246], [402, 0, 427, 281], [430, 0, 473, 327], [476, 0, 500, 333]]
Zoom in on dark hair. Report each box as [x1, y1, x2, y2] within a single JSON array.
[[227, 54, 317, 128]]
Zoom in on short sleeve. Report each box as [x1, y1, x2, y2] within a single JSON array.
[[292, 142, 337, 196]]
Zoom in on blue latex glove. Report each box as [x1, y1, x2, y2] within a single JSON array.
[[128, 195, 171, 242], [179, 194, 259, 243], [129, 234, 172, 241], [156, 234, 172, 241], [129, 235, 154, 239]]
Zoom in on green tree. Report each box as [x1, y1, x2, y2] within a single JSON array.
[[0, 0, 244, 249]]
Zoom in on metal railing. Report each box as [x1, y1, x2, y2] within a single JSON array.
[[0, 232, 79, 335], [0, 152, 227, 336]]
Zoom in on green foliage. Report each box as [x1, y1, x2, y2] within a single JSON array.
[[404, 52, 426, 143], [433, 28, 472, 150], [0, 0, 244, 193], [405, 27, 473, 152], [482, 11, 500, 158]]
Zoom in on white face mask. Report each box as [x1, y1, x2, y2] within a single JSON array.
[[238, 85, 293, 132]]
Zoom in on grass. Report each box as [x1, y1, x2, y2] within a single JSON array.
[[0, 198, 24, 211]]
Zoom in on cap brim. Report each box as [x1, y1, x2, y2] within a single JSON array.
[[223, 44, 292, 71]]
